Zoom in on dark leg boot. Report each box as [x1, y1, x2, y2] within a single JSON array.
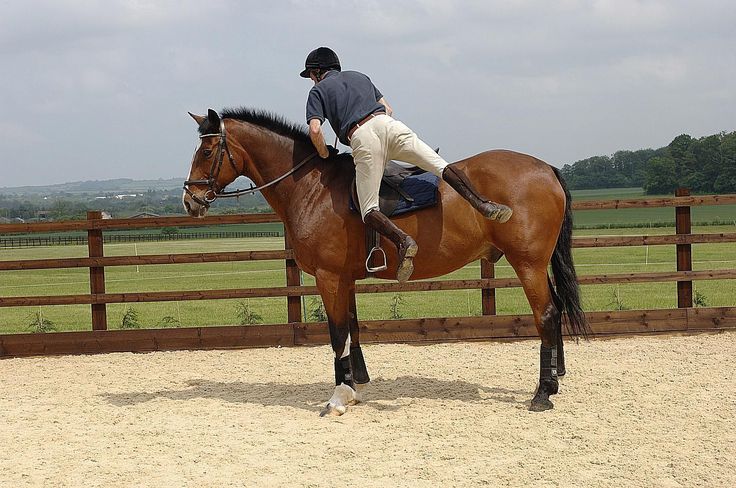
[[363, 209, 418, 282], [442, 165, 513, 223]]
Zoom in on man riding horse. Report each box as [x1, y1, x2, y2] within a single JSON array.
[[302, 47, 513, 282]]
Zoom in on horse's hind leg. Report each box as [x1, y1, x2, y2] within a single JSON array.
[[549, 279, 566, 377], [508, 259, 561, 411], [556, 323, 566, 377]]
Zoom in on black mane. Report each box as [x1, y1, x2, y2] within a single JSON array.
[[199, 107, 311, 145]]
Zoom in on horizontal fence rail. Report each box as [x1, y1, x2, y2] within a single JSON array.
[[0, 250, 293, 271], [570, 194, 736, 210], [0, 213, 282, 234], [1, 189, 735, 358]]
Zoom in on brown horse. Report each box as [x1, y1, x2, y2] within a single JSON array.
[[183, 108, 588, 415]]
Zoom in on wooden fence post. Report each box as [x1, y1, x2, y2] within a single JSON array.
[[87, 211, 107, 330], [675, 188, 693, 308], [284, 229, 303, 322], [481, 258, 496, 315]]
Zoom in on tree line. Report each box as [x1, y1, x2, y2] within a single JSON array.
[[0, 188, 269, 221], [560, 131, 736, 194]]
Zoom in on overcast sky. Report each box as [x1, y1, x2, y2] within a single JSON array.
[[1, 0, 734, 187]]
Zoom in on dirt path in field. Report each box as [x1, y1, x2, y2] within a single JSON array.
[[1, 332, 734, 488]]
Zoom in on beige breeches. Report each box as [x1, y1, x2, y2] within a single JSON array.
[[349, 114, 448, 220]]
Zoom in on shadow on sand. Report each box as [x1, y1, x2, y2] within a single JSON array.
[[101, 375, 530, 413]]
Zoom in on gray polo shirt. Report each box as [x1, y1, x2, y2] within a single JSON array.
[[306, 70, 385, 145]]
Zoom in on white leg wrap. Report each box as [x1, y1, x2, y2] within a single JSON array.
[[320, 383, 357, 417]]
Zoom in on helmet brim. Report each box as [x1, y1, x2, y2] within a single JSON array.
[[300, 68, 312, 78]]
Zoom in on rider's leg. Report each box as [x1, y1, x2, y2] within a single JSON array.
[[351, 120, 418, 283], [442, 165, 513, 223], [363, 209, 417, 282], [386, 119, 513, 223]]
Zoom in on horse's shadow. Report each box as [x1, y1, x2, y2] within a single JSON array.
[[101, 376, 530, 413]]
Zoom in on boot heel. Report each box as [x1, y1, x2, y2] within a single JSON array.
[[397, 237, 418, 282], [396, 258, 414, 283]]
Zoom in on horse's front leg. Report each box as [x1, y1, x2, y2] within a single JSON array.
[[316, 273, 364, 416]]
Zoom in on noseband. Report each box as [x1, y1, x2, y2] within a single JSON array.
[[183, 120, 319, 208]]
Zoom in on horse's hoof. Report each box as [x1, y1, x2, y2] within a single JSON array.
[[319, 383, 357, 417], [320, 403, 347, 417], [529, 398, 554, 412]]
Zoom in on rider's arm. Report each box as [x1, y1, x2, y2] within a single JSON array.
[[378, 97, 393, 116], [309, 118, 330, 159]]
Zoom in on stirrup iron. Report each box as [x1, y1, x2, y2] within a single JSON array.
[[365, 246, 388, 273]]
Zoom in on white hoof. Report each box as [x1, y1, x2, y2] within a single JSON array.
[[320, 383, 357, 417]]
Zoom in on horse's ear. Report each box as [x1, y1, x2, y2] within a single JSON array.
[[207, 109, 221, 127], [188, 112, 206, 125]]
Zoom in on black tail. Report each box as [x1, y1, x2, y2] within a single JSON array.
[[550, 167, 590, 338]]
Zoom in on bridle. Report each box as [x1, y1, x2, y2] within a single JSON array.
[[183, 119, 319, 208]]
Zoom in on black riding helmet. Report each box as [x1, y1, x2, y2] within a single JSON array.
[[300, 47, 341, 78]]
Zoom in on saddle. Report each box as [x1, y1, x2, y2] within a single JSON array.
[[348, 160, 440, 217], [348, 159, 441, 275]]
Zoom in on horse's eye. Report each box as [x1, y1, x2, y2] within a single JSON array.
[[203, 149, 213, 158]]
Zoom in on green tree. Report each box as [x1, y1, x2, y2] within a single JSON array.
[[644, 156, 677, 194]]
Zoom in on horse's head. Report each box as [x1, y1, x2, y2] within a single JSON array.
[[183, 109, 243, 217]]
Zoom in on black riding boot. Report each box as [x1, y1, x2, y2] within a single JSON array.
[[442, 165, 513, 223], [363, 209, 418, 282]]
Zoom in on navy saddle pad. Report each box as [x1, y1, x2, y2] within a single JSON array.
[[349, 170, 440, 217]]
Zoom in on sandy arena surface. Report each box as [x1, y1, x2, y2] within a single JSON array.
[[1, 331, 734, 488]]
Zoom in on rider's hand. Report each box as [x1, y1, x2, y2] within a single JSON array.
[[322, 144, 339, 158]]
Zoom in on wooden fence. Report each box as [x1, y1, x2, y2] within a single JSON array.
[[1, 190, 735, 357]]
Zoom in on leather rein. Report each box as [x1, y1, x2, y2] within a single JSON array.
[[183, 119, 319, 208]]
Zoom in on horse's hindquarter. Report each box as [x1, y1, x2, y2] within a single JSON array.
[[387, 150, 566, 280]]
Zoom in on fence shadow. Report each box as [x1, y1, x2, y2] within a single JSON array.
[[101, 376, 530, 413]]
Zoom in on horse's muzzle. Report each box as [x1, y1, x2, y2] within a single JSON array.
[[182, 190, 209, 218]]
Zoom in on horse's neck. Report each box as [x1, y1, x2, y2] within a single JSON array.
[[236, 124, 329, 219]]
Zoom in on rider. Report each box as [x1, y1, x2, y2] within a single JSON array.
[[302, 47, 513, 282]]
